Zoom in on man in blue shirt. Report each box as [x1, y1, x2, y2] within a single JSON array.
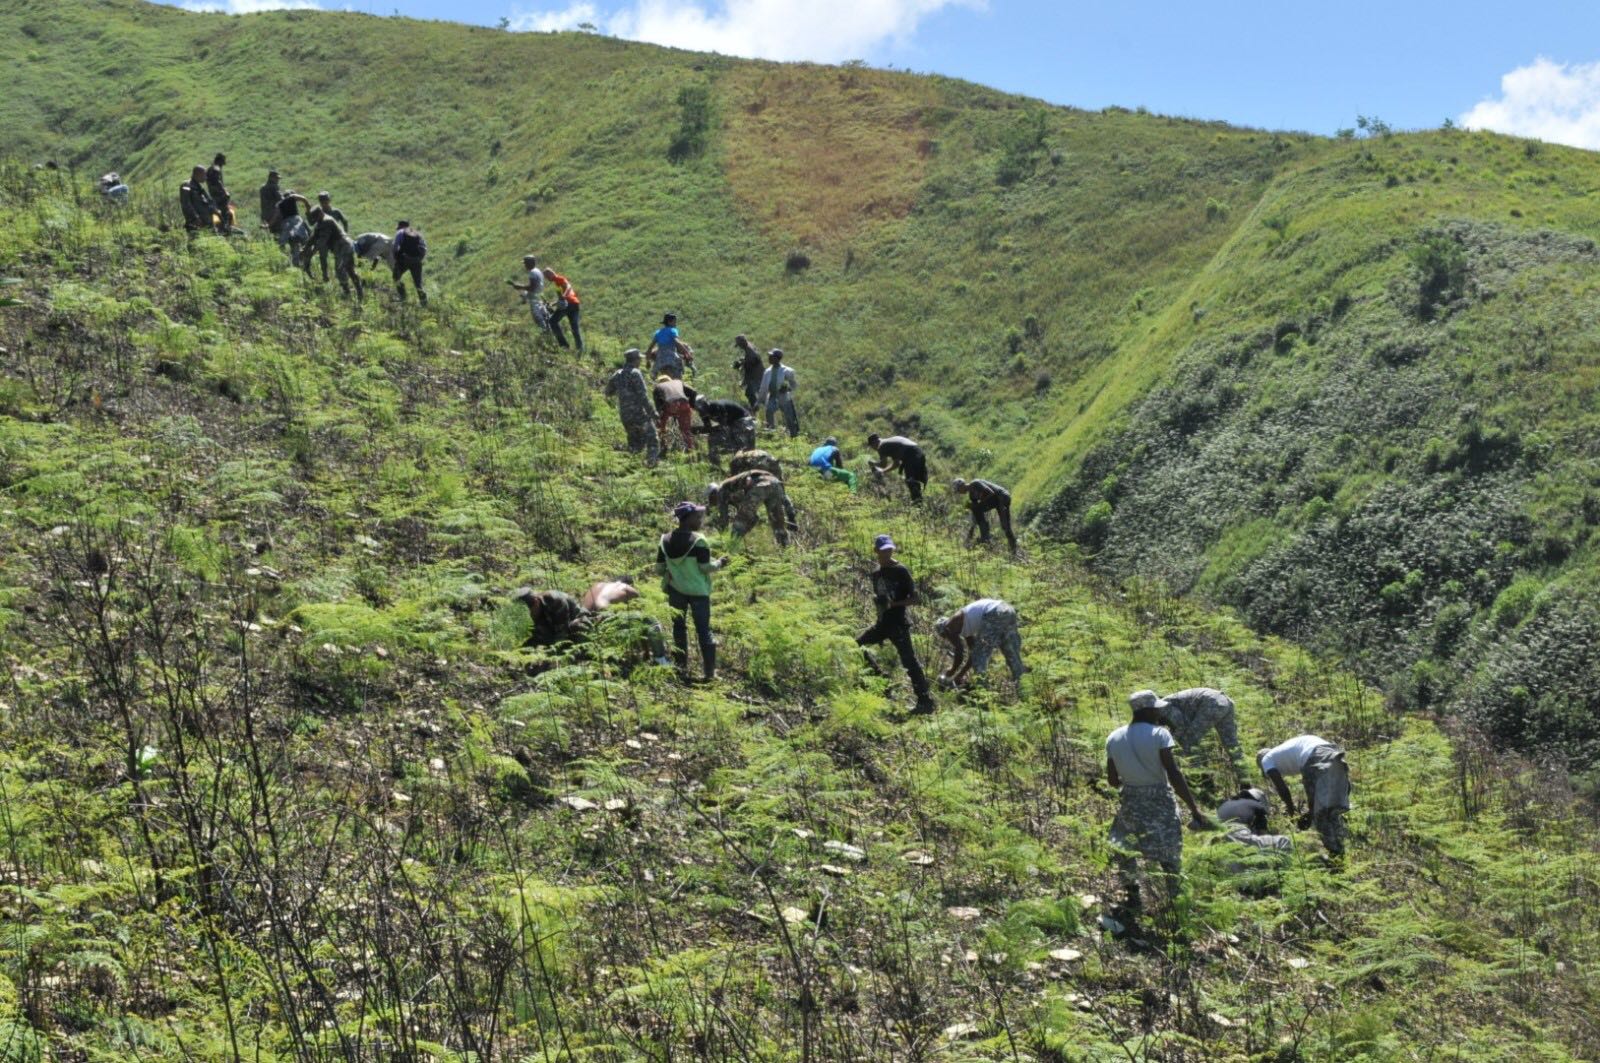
[[808, 438, 857, 490]]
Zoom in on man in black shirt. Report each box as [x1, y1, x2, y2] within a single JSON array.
[[951, 477, 1018, 553], [867, 433, 929, 503], [732, 334, 764, 410], [1217, 787, 1293, 855], [204, 153, 239, 231], [856, 534, 934, 713], [312, 191, 349, 281], [695, 394, 757, 465]]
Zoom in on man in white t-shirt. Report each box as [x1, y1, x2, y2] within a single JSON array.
[[935, 598, 1027, 688], [508, 254, 549, 329], [1257, 734, 1350, 857], [1105, 690, 1209, 913]]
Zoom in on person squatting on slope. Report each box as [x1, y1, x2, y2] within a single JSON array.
[[603, 349, 661, 465], [304, 207, 363, 298], [708, 468, 794, 547], [508, 255, 550, 330], [694, 395, 758, 466], [1156, 687, 1248, 784], [755, 349, 799, 437], [809, 438, 858, 490], [392, 220, 428, 304], [950, 477, 1017, 553], [733, 334, 764, 410], [1258, 734, 1351, 857], [1105, 690, 1209, 914], [857, 534, 935, 714], [179, 166, 224, 234], [935, 598, 1028, 689], [656, 502, 727, 682], [543, 268, 582, 350], [653, 375, 700, 453], [647, 313, 694, 380], [867, 433, 928, 503]]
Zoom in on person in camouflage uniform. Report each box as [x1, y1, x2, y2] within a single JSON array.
[[1105, 690, 1209, 913], [603, 349, 660, 466], [727, 450, 797, 528], [1157, 687, 1247, 784], [304, 208, 363, 298], [708, 469, 794, 547]]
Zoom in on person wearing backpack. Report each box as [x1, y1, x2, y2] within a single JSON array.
[[392, 220, 428, 305], [655, 502, 727, 682]]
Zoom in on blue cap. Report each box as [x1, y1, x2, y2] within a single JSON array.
[[674, 501, 705, 520], [873, 534, 896, 551]]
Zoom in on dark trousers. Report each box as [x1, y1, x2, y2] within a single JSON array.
[[668, 589, 714, 678], [973, 499, 1017, 551], [392, 256, 426, 303], [857, 614, 931, 704], [742, 382, 760, 411], [550, 302, 584, 350], [902, 452, 928, 503]]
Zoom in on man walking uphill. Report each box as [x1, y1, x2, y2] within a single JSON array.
[[1106, 690, 1209, 916], [857, 535, 935, 714], [508, 255, 549, 330], [392, 220, 428, 304], [544, 268, 583, 351], [951, 477, 1018, 553], [755, 349, 799, 437], [656, 502, 726, 682], [603, 349, 660, 465], [868, 433, 929, 503]]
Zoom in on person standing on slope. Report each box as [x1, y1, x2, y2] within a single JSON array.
[[258, 168, 282, 229], [756, 349, 799, 437], [950, 477, 1018, 553], [856, 534, 935, 714], [602, 349, 660, 466], [867, 433, 928, 503], [1106, 690, 1210, 916], [271, 189, 314, 265], [392, 220, 428, 304], [508, 254, 550, 330], [733, 334, 764, 410], [656, 502, 727, 682], [304, 207, 363, 298], [646, 312, 694, 380], [204, 153, 239, 231], [179, 166, 222, 233], [543, 267, 583, 350], [310, 191, 349, 281]]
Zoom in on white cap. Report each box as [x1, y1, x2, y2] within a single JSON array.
[[1128, 689, 1169, 711]]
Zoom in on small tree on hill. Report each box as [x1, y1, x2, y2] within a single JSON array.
[[996, 109, 1050, 186]]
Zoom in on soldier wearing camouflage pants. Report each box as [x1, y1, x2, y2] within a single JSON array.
[[1105, 690, 1209, 914], [709, 469, 794, 547], [603, 349, 660, 466], [1156, 687, 1248, 784], [729, 450, 797, 527], [1258, 735, 1351, 857]]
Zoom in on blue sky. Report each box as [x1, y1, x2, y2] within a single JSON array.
[[174, 0, 1600, 147]]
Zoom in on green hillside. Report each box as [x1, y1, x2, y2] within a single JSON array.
[[3, 160, 1599, 1061], [7, 0, 1600, 777]]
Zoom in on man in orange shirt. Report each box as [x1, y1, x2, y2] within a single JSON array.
[[542, 268, 585, 351]]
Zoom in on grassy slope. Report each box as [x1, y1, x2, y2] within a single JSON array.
[[1038, 132, 1600, 781], [2, 168, 1599, 1060]]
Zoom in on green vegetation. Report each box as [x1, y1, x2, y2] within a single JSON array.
[[2, 157, 1598, 1061]]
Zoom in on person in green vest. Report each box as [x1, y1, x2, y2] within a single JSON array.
[[655, 501, 727, 682]]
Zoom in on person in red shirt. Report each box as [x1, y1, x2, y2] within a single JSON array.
[[542, 268, 584, 351], [653, 375, 699, 453]]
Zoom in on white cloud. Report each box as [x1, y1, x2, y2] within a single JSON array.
[[509, 2, 599, 31], [509, 0, 978, 62], [180, 0, 322, 11], [1460, 56, 1600, 150]]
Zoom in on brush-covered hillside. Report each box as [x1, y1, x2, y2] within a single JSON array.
[[3, 163, 1600, 1059], [7, 0, 1600, 776]]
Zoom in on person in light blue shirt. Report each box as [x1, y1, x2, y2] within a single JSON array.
[[807, 437, 857, 490], [646, 312, 695, 379]]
